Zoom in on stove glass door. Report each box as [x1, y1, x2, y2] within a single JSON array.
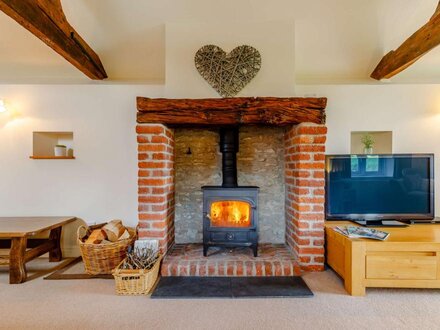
[[209, 200, 252, 228]]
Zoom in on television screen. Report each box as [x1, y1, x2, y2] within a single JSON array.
[[326, 154, 434, 220]]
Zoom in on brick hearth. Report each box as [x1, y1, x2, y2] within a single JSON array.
[[136, 101, 327, 274], [161, 244, 301, 276]]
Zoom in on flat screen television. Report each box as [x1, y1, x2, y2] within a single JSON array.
[[325, 154, 434, 226]]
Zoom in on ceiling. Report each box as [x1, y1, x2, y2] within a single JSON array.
[[0, 0, 439, 84]]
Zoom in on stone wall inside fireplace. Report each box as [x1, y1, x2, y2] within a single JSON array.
[[174, 127, 285, 244]]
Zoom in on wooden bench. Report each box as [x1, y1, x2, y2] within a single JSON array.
[[0, 217, 76, 284]]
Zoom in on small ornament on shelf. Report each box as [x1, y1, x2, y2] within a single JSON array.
[[361, 134, 374, 154], [54, 144, 67, 157]]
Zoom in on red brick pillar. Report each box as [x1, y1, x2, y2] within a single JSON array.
[[137, 124, 175, 253], [285, 123, 327, 271]]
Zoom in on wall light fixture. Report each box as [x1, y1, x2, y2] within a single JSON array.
[[0, 99, 7, 113]]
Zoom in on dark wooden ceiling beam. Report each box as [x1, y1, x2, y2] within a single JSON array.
[[371, 2, 440, 80], [137, 97, 327, 126], [0, 0, 107, 80]]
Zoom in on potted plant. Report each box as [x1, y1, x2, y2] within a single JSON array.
[[361, 134, 374, 154], [54, 144, 67, 157]]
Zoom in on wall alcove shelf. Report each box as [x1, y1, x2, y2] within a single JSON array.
[[29, 156, 76, 160], [31, 131, 75, 159], [350, 131, 393, 154]]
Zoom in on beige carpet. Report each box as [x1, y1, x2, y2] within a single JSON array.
[[1, 259, 439, 330]]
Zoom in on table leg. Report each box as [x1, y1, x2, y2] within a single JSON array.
[[49, 227, 62, 262], [10, 237, 27, 284]]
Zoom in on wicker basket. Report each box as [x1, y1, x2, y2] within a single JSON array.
[[112, 256, 162, 295], [77, 225, 136, 275]]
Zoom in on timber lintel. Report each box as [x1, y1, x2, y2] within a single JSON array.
[[136, 97, 327, 126]]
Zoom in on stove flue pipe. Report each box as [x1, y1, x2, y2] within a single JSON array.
[[219, 127, 239, 188]]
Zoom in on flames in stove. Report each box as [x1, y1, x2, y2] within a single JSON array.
[[209, 200, 251, 228]]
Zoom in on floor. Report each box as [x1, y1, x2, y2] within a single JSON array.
[[161, 244, 300, 276], [1, 258, 440, 329]]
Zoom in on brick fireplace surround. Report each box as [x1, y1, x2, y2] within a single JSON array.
[[136, 120, 327, 276]]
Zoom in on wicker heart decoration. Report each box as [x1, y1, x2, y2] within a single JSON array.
[[194, 45, 261, 98]]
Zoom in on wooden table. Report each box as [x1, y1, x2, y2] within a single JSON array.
[[0, 217, 76, 284], [325, 221, 440, 296]]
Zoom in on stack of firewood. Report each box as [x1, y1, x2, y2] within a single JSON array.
[[81, 220, 130, 244]]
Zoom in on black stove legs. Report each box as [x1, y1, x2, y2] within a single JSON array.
[[202, 243, 258, 257]]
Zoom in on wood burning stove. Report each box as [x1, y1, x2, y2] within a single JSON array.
[[202, 186, 259, 256], [202, 127, 259, 257]]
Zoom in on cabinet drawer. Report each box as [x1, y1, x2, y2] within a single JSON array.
[[366, 255, 438, 280]]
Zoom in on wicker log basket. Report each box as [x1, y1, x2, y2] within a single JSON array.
[[113, 255, 162, 295], [77, 224, 136, 275]]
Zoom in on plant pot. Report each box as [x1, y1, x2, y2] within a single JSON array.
[[364, 147, 373, 155], [54, 146, 67, 157]]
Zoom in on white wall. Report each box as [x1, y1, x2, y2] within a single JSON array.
[[2, 83, 439, 224], [4, 0, 439, 84], [1, 82, 440, 255], [165, 20, 295, 98], [1, 11, 440, 255], [297, 84, 440, 215], [0, 84, 164, 228]]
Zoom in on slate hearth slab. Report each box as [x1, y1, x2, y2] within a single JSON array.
[[151, 276, 313, 299], [151, 277, 232, 298], [231, 277, 313, 298]]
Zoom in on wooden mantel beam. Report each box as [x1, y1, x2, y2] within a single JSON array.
[[137, 97, 327, 126], [0, 0, 107, 80], [371, 2, 440, 80]]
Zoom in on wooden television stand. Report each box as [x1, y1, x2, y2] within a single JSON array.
[[325, 221, 440, 296]]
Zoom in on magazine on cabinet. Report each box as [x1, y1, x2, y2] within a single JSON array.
[[333, 226, 390, 241]]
